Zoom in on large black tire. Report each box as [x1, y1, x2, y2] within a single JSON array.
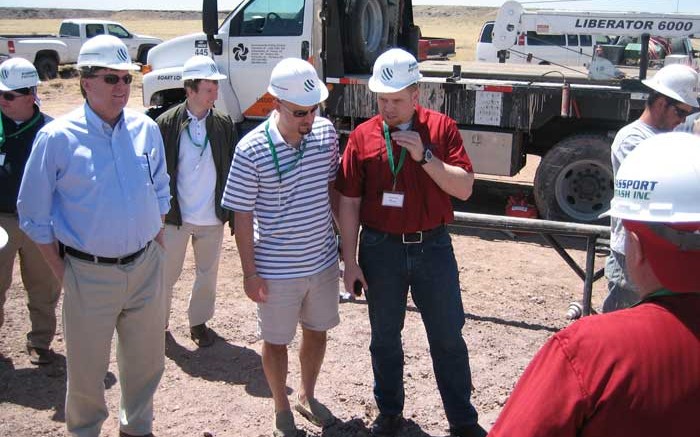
[[342, 0, 391, 73], [35, 55, 58, 80], [534, 134, 613, 224]]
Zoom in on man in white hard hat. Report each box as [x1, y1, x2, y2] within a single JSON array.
[[222, 58, 339, 436], [17, 35, 171, 437], [605, 63, 699, 313], [490, 132, 700, 437], [336, 48, 484, 437], [156, 55, 237, 347], [0, 57, 61, 365]]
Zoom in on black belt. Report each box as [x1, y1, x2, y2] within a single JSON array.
[[364, 225, 445, 244], [60, 242, 150, 265]]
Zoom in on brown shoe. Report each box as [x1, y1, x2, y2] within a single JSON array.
[[190, 323, 215, 347], [27, 346, 53, 365]]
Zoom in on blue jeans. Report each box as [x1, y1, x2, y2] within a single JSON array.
[[359, 226, 479, 428], [604, 251, 639, 313]]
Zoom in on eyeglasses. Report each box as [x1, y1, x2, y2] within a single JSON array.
[[279, 101, 319, 118], [0, 88, 31, 102], [89, 74, 133, 85], [666, 99, 694, 118]]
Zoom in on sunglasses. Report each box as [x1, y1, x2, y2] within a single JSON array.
[[90, 74, 134, 85], [279, 101, 319, 118], [0, 88, 31, 102], [666, 99, 693, 118]]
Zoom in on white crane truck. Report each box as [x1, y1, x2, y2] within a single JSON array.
[[142, 0, 700, 224]]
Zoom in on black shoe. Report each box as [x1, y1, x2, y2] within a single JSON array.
[[119, 432, 154, 437], [27, 346, 53, 365], [190, 323, 215, 347], [370, 413, 402, 437], [450, 423, 488, 437]]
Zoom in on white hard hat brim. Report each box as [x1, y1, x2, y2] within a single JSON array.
[[642, 78, 700, 108], [0, 226, 7, 250], [182, 72, 227, 81], [368, 76, 419, 94], [268, 84, 329, 107]]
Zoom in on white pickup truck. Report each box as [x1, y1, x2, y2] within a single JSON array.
[[0, 19, 162, 80]]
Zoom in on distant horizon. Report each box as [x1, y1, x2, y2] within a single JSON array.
[[6, 0, 700, 14]]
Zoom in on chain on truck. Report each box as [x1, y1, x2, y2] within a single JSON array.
[[141, 0, 700, 224]]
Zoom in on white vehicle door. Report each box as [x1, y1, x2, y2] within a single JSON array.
[[58, 22, 82, 63], [225, 0, 311, 119]]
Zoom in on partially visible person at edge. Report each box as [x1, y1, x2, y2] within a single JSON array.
[[222, 58, 340, 437], [17, 35, 170, 437], [674, 110, 700, 135], [0, 58, 61, 365], [490, 132, 700, 437], [336, 48, 485, 437], [156, 55, 237, 348], [604, 63, 698, 313]]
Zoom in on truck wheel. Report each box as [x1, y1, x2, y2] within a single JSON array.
[[534, 134, 613, 224], [343, 0, 391, 72], [35, 56, 58, 80]]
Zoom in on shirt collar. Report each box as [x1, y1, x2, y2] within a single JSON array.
[[84, 102, 123, 135], [186, 107, 210, 123]]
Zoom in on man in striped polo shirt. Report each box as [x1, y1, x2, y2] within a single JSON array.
[[222, 58, 339, 437]]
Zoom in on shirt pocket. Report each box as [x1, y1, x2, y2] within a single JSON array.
[[137, 153, 155, 187]]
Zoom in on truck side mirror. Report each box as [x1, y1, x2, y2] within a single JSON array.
[[203, 0, 219, 36], [202, 0, 222, 55]]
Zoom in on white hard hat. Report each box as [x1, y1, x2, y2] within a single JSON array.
[[0, 226, 7, 250], [182, 55, 227, 81], [0, 58, 40, 91], [642, 64, 699, 108], [604, 132, 700, 222], [368, 48, 423, 93], [267, 58, 328, 107], [77, 35, 139, 71]]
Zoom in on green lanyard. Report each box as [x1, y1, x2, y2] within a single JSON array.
[[185, 122, 209, 157], [0, 112, 41, 150], [264, 120, 306, 184], [632, 288, 685, 307], [383, 122, 406, 190]]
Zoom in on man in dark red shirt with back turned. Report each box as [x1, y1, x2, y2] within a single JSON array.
[[336, 48, 485, 437]]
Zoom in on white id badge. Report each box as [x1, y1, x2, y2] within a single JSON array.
[[382, 191, 405, 208], [0, 154, 5, 166]]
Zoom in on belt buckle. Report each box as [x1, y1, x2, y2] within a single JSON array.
[[402, 231, 422, 244]]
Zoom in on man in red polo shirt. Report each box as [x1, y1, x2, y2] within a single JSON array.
[[490, 132, 700, 437], [336, 48, 484, 437]]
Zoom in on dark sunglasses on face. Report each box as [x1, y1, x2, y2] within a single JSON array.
[[279, 101, 319, 118], [90, 74, 133, 85], [666, 99, 693, 118], [0, 88, 32, 101]]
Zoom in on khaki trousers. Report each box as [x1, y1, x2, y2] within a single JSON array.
[[163, 223, 224, 327], [0, 213, 61, 349], [62, 242, 166, 437]]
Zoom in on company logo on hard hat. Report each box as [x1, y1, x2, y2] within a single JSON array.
[[117, 48, 129, 63], [380, 67, 394, 83], [210, 64, 218, 74], [271, 83, 289, 92], [408, 61, 418, 73], [0, 70, 8, 81], [21, 71, 38, 80], [303, 78, 316, 93], [615, 178, 659, 201]]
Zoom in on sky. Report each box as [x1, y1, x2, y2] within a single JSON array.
[[2, 0, 699, 14]]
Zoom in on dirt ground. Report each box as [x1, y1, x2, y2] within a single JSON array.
[[1, 31, 608, 437]]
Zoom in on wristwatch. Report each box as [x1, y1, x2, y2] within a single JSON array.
[[419, 148, 433, 165]]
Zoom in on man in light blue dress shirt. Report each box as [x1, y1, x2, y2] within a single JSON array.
[[17, 35, 170, 437]]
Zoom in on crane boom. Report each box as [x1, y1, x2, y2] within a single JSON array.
[[493, 0, 700, 51]]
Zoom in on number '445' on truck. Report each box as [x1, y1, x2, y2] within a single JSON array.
[[141, 0, 700, 224]]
